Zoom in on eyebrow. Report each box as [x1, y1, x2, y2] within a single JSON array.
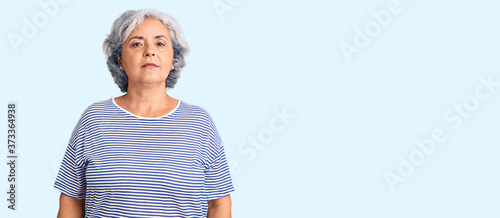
[[129, 36, 143, 41], [129, 35, 167, 41]]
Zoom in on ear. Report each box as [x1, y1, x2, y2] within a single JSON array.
[[117, 54, 121, 65]]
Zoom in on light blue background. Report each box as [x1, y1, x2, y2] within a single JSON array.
[[1, 0, 499, 217]]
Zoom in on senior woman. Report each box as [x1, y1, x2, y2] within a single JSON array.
[[54, 9, 234, 217]]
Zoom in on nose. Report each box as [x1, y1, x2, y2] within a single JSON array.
[[143, 42, 155, 57]]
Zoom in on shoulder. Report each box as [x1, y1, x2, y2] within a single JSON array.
[[178, 100, 218, 129], [68, 98, 111, 146], [80, 98, 113, 116], [85, 98, 112, 113], [74, 98, 114, 127], [179, 100, 214, 120], [180, 101, 223, 153], [69, 98, 114, 141]]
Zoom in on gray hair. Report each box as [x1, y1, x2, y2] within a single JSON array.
[[103, 9, 190, 92]]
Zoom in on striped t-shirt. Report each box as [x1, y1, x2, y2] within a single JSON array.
[[54, 98, 234, 217]]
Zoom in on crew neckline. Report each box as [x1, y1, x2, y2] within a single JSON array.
[[111, 97, 181, 119]]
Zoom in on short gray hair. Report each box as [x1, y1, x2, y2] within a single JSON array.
[[103, 9, 190, 92]]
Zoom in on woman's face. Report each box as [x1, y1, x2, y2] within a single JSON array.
[[118, 18, 174, 89]]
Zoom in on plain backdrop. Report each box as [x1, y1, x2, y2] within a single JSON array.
[[1, 0, 499, 217]]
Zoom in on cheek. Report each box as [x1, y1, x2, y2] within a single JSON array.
[[159, 49, 174, 64], [121, 50, 140, 66], [166, 48, 175, 61], [119, 49, 129, 64]]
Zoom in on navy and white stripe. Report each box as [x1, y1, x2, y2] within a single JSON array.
[[54, 98, 234, 217]]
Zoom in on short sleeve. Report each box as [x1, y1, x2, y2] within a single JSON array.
[[205, 144, 235, 200], [203, 116, 235, 201], [54, 112, 88, 199], [54, 143, 87, 199]]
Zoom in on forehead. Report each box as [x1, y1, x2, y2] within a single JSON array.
[[128, 18, 171, 39]]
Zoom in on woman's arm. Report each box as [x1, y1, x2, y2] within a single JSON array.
[[207, 194, 232, 218], [57, 193, 85, 218]]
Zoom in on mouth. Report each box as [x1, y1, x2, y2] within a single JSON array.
[[142, 63, 159, 68]]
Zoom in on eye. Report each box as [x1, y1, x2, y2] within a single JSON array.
[[157, 42, 165, 46], [132, 42, 142, 47]]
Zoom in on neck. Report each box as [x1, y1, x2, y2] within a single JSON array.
[[117, 82, 177, 117]]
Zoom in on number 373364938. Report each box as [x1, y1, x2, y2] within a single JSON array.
[[8, 104, 16, 153]]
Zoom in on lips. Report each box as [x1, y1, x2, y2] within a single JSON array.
[[142, 63, 158, 68]]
